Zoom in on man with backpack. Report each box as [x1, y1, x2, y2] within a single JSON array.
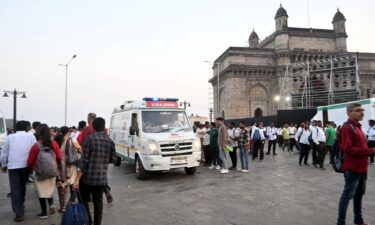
[[336, 103, 375, 225], [251, 123, 265, 161]]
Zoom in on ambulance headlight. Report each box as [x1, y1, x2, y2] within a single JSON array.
[[192, 139, 201, 152], [148, 143, 159, 155]]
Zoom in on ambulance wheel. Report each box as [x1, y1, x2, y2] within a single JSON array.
[[135, 157, 149, 180], [114, 156, 121, 166], [184, 167, 197, 175]]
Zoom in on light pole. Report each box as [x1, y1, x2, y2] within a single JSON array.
[[180, 100, 191, 110], [3, 89, 27, 131], [59, 54, 77, 126], [205, 60, 221, 118]]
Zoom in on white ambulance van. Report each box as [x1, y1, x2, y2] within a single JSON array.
[[109, 98, 201, 179], [0, 111, 7, 163]]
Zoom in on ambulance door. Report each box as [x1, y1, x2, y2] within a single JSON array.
[[128, 112, 139, 159]]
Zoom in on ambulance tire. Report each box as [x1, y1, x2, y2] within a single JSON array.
[[135, 156, 149, 180], [184, 167, 197, 175], [114, 156, 122, 166]]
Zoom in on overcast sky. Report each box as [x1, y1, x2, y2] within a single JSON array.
[[1, 0, 374, 127]]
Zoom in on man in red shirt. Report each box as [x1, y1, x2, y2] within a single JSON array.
[[77, 113, 96, 147], [337, 103, 375, 225]]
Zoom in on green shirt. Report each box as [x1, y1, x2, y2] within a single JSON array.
[[208, 128, 219, 150], [325, 127, 336, 146]]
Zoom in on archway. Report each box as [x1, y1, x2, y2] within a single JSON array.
[[254, 108, 263, 117]]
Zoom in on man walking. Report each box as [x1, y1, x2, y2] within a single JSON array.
[[366, 119, 375, 164], [266, 123, 277, 155], [288, 123, 297, 152], [282, 124, 291, 152], [75, 117, 116, 225], [216, 117, 229, 174], [337, 103, 375, 225], [227, 122, 239, 170], [313, 120, 327, 169], [1, 121, 36, 222], [325, 121, 337, 164], [309, 120, 319, 165], [251, 123, 265, 161]]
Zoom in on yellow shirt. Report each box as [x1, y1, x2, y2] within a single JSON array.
[[282, 128, 290, 140]]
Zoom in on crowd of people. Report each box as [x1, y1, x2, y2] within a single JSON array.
[[0, 113, 116, 225], [195, 116, 375, 175]]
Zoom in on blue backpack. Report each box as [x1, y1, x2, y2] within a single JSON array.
[[332, 122, 356, 173], [61, 190, 89, 225], [253, 129, 261, 141]]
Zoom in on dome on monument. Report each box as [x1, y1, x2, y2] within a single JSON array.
[[332, 8, 346, 22], [249, 29, 259, 40], [275, 4, 288, 18]]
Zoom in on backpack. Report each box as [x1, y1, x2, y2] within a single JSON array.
[[332, 122, 356, 173], [35, 142, 59, 181], [65, 138, 81, 165], [61, 190, 89, 225], [253, 129, 261, 141]]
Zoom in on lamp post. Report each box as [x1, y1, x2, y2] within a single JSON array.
[[59, 54, 77, 126], [3, 89, 27, 131], [180, 101, 191, 110], [205, 60, 221, 118]]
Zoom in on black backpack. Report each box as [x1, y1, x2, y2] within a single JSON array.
[[332, 122, 356, 173]]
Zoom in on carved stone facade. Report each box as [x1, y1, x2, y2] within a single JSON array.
[[210, 5, 375, 120]]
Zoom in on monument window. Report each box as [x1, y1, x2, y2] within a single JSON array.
[[250, 85, 267, 100]]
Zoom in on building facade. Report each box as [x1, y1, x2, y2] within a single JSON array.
[[210, 5, 375, 120]]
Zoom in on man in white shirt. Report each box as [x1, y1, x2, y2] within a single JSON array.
[[288, 123, 297, 152], [313, 120, 327, 169], [1, 121, 36, 222], [227, 122, 240, 169], [202, 122, 212, 166], [309, 120, 319, 165], [266, 123, 278, 155], [366, 119, 375, 164], [196, 124, 207, 163]]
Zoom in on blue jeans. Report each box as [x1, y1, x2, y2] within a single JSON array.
[[238, 146, 249, 170], [337, 171, 367, 225]]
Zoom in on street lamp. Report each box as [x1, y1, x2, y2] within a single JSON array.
[[180, 100, 191, 110], [59, 54, 77, 126], [3, 89, 27, 131], [274, 95, 280, 110], [205, 60, 221, 118]]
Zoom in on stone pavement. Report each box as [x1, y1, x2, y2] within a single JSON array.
[[0, 146, 374, 225]]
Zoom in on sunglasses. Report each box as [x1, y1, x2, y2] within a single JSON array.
[[352, 109, 365, 113]]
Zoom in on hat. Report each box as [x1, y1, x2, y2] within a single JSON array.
[[369, 119, 375, 123]]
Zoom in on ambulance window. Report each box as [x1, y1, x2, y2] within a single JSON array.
[[130, 113, 139, 136]]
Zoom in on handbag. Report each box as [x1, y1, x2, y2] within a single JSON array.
[[61, 190, 89, 225], [66, 138, 81, 165]]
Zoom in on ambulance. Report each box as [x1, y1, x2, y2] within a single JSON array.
[[109, 98, 201, 179]]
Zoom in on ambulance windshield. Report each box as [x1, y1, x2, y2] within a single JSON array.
[[141, 111, 191, 133]]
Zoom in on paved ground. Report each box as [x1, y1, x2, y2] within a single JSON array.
[[0, 146, 374, 225]]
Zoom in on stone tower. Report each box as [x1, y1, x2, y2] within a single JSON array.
[[332, 8, 347, 52], [248, 29, 259, 48]]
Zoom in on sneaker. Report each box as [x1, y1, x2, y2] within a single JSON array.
[[241, 169, 249, 173], [49, 205, 56, 215], [236, 168, 242, 171], [220, 169, 229, 174], [215, 165, 221, 170], [208, 165, 215, 169], [37, 213, 48, 219]]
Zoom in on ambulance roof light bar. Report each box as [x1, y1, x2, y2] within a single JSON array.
[[143, 97, 179, 102]]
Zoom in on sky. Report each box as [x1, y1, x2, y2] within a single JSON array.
[[0, 0, 374, 127]]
